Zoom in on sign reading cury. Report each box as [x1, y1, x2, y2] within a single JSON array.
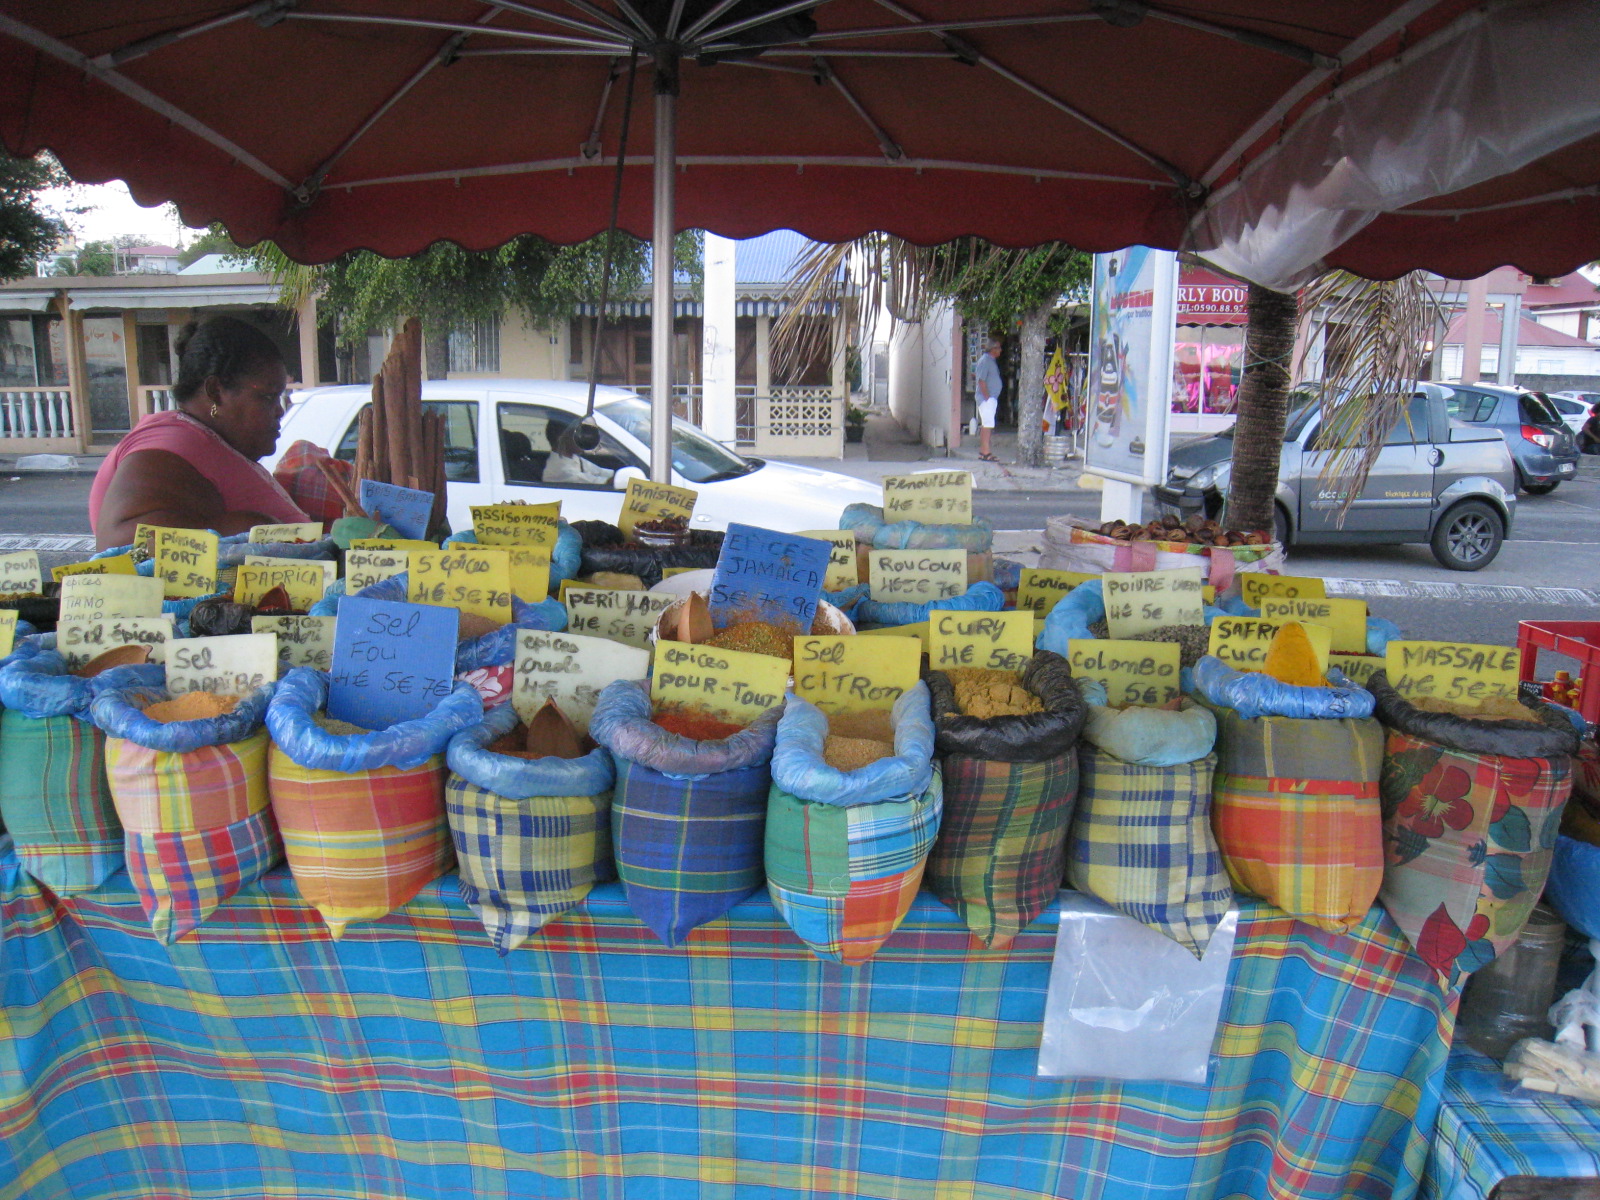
[[650, 641, 787, 726], [929, 611, 1034, 673], [793, 634, 921, 715]]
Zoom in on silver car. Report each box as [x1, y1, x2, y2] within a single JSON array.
[[1153, 383, 1518, 570]]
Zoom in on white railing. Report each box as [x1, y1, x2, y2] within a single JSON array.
[[0, 389, 75, 441], [756, 386, 842, 457], [140, 386, 176, 415]]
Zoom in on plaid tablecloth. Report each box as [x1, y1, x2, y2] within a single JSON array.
[[0, 836, 1453, 1200], [1423, 1045, 1600, 1200]]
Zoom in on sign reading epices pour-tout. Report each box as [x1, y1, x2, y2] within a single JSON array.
[[650, 640, 787, 725]]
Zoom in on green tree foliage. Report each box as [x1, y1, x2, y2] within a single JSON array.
[[53, 240, 116, 277], [178, 225, 242, 268], [0, 151, 69, 281]]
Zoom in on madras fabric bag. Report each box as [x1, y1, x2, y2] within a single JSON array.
[[1370, 670, 1578, 983], [445, 701, 616, 953], [0, 643, 161, 894], [91, 681, 281, 942], [924, 653, 1086, 949], [591, 679, 780, 947], [765, 684, 941, 964], [1068, 702, 1231, 956], [265, 668, 483, 938]]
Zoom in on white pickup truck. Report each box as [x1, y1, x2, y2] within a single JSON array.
[[264, 379, 882, 533]]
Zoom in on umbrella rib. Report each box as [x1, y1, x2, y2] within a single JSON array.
[[696, 0, 828, 46], [1144, 8, 1338, 70], [0, 12, 292, 190], [709, 12, 1101, 48], [481, 0, 639, 42], [286, 12, 629, 52], [812, 57, 904, 162], [86, 1, 283, 70], [680, 0, 749, 43]]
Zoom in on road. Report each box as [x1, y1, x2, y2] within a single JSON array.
[[4, 465, 1597, 654]]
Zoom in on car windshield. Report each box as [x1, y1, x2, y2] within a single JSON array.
[[598, 398, 756, 483], [1519, 393, 1563, 426]]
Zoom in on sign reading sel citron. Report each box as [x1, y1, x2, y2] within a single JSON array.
[[513, 629, 648, 733], [166, 632, 278, 698], [471, 502, 561, 548], [252, 615, 335, 670], [882, 471, 973, 524], [1068, 638, 1181, 708], [869, 549, 967, 603], [56, 615, 174, 668], [793, 634, 921, 715], [1101, 567, 1204, 639], [618, 478, 697, 536], [650, 641, 788, 726], [563, 587, 676, 650], [58, 573, 164, 622], [1017, 568, 1095, 615], [1261, 596, 1367, 654], [1208, 616, 1331, 675], [154, 529, 219, 599], [52, 555, 138, 582], [798, 529, 859, 592], [409, 548, 513, 623], [1241, 573, 1326, 610], [929, 611, 1034, 673], [1385, 641, 1520, 704]]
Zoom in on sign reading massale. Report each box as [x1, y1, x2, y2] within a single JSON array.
[[153, 529, 219, 598], [1208, 616, 1332, 675], [797, 530, 860, 593], [1101, 566, 1204, 639], [868, 549, 967, 603], [408, 547, 513, 623], [929, 611, 1034, 674], [166, 632, 279, 698], [562, 587, 676, 650], [793, 634, 922, 715], [512, 629, 649, 733], [1016, 568, 1096, 615], [1068, 638, 1181, 708], [650, 640, 788, 726], [1385, 641, 1520, 704], [1260, 596, 1367, 655], [618, 479, 698, 536], [1240, 573, 1326, 610], [882, 471, 974, 524]]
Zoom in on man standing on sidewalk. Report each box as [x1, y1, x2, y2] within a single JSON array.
[[975, 339, 1003, 462]]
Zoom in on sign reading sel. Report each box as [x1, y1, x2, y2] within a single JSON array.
[[1102, 567, 1204, 639], [1385, 641, 1520, 705], [58, 573, 164, 622], [409, 548, 513, 623], [1068, 638, 1181, 708], [563, 587, 676, 650], [359, 479, 435, 541], [513, 629, 648, 733], [0, 551, 41, 597], [57, 616, 174, 669], [929, 611, 1034, 673], [650, 641, 787, 726], [1242, 573, 1326, 610], [618, 478, 697, 536], [1017, 568, 1096, 615], [797, 529, 859, 592], [882, 471, 973, 524], [793, 634, 921, 715], [252, 615, 336, 670], [708, 524, 831, 634], [1208, 616, 1331, 675], [248, 522, 323, 545], [327, 597, 459, 731], [868, 549, 966, 603], [1261, 597, 1367, 655], [154, 529, 219, 599], [166, 632, 278, 698], [52, 555, 138, 582]]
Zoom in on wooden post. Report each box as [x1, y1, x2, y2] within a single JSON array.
[[295, 294, 319, 385], [56, 295, 91, 453], [122, 311, 143, 423]]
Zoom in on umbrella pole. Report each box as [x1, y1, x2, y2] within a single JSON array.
[[649, 66, 676, 484]]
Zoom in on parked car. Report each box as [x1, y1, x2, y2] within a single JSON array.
[[1440, 384, 1580, 494], [263, 380, 883, 533], [1547, 391, 1600, 437], [1154, 383, 1517, 570]]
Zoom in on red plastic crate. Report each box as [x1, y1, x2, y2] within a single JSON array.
[[1516, 620, 1600, 723]]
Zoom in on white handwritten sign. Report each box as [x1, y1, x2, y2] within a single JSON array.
[[58, 573, 164, 623], [512, 629, 648, 733], [1101, 567, 1204, 639], [56, 615, 175, 669], [248, 522, 323, 545], [562, 587, 676, 650], [868, 549, 967, 603], [0, 551, 41, 597], [883, 471, 973, 524], [166, 633, 278, 698], [929, 610, 1034, 673], [252, 615, 336, 671]]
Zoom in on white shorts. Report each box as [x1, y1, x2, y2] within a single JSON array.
[[976, 397, 998, 429]]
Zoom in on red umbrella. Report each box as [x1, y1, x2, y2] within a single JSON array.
[[5, 0, 1596, 474]]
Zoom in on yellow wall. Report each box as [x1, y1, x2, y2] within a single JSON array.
[[448, 316, 566, 380]]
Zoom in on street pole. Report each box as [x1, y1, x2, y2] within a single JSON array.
[[649, 51, 678, 484]]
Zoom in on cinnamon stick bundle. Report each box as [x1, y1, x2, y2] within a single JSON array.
[[348, 317, 446, 537]]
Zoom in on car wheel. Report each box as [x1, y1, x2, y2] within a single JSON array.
[[1430, 500, 1503, 571], [1272, 505, 1291, 548], [1522, 479, 1559, 495]]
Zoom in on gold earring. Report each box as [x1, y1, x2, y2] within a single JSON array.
[[210, 403, 220, 418]]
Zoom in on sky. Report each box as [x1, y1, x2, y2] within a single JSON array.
[[39, 179, 203, 248]]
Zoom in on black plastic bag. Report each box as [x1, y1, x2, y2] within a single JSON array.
[[578, 530, 724, 589], [926, 650, 1088, 763], [1367, 669, 1580, 759]]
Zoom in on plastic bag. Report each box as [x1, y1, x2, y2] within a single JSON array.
[[841, 502, 995, 553], [1036, 580, 1105, 652], [265, 667, 483, 773], [769, 683, 933, 807], [91, 681, 275, 752], [1037, 892, 1238, 1082], [1551, 941, 1600, 1055], [823, 582, 870, 613], [1548, 836, 1600, 941], [0, 639, 165, 720], [927, 650, 1087, 762], [446, 699, 613, 801], [855, 580, 1006, 629], [1193, 654, 1376, 720], [589, 679, 779, 779], [1082, 699, 1217, 767], [577, 526, 724, 589], [1368, 670, 1581, 759], [443, 523, 583, 595]]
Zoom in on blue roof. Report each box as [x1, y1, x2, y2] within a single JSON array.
[[733, 230, 816, 285]]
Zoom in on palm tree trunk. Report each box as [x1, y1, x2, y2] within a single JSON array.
[[1225, 284, 1298, 534], [422, 322, 451, 380], [1015, 302, 1052, 468]]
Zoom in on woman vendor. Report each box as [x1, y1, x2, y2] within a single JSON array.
[[90, 316, 311, 549]]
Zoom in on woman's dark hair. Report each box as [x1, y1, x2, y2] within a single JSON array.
[[171, 316, 285, 404]]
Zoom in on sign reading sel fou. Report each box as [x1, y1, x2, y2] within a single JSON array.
[[650, 641, 787, 726], [563, 587, 676, 650], [154, 529, 219, 599], [798, 530, 859, 592], [1385, 641, 1520, 705], [1261, 596, 1367, 655], [328, 597, 458, 731], [0, 551, 41, 597], [252, 615, 336, 670], [1068, 638, 1181, 708], [618, 478, 697, 536], [793, 634, 921, 715], [409, 548, 513, 623], [1102, 567, 1204, 639], [359, 480, 435, 541], [167, 632, 278, 698], [929, 611, 1034, 673], [58, 573, 164, 622], [883, 471, 973, 524], [1208, 616, 1331, 675], [869, 549, 967, 603], [1017, 568, 1096, 615], [708, 524, 831, 634], [56, 616, 174, 669], [512, 629, 648, 733]]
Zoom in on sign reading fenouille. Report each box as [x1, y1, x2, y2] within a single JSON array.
[[882, 471, 973, 524], [618, 479, 697, 536]]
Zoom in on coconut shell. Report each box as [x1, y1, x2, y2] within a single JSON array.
[[75, 644, 152, 678]]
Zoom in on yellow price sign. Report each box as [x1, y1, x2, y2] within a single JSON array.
[[0, 609, 15, 659], [1241, 573, 1326, 610], [52, 555, 138, 582], [562, 587, 675, 650], [1261, 596, 1367, 655], [1329, 652, 1381, 686], [856, 621, 930, 651], [797, 529, 859, 592], [618, 479, 698, 536], [345, 548, 411, 593], [1068, 638, 1181, 708], [1208, 615, 1331, 675], [0, 551, 41, 598], [58, 573, 164, 623], [408, 548, 513, 623], [1102, 567, 1205, 638], [248, 522, 324, 544], [650, 640, 787, 725], [236, 561, 334, 611], [868, 549, 966, 603], [1017, 568, 1095, 615], [252, 615, 335, 671], [1384, 641, 1519, 705], [471, 502, 561, 548], [153, 529, 219, 599], [503, 545, 551, 605], [793, 634, 922, 715], [882, 471, 973, 524], [928, 610, 1034, 673], [349, 538, 437, 552]]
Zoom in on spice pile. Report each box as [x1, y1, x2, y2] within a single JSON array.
[[822, 709, 895, 771], [1088, 620, 1211, 666], [144, 692, 239, 724], [1096, 515, 1268, 546], [655, 709, 747, 741], [1411, 695, 1534, 721], [707, 621, 792, 661], [944, 668, 1042, 718]]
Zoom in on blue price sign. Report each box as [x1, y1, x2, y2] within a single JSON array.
[[327, 596, 458, 731], [707, 524, 832, 635], [359, 479, 436, 541]]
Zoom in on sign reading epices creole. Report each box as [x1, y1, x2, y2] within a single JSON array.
[[251, 615, 336, 671], [512, 629, 648, 733]]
